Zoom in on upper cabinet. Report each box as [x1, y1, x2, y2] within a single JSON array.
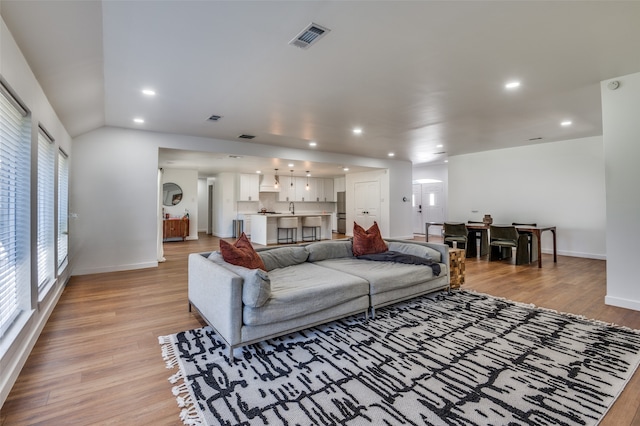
[[277, 176, 296, 202], [238, 173, 259, 201], [278, 176, 336, 202], [323, 179, 335, 202]]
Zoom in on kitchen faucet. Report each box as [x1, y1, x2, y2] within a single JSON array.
[[289, 202, 295, 215]]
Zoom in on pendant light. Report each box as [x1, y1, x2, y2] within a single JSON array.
[[274, 169, 279, 188], [290, 170, 294, 187], [305, 171, 310, 191]]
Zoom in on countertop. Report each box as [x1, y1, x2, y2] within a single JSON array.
[[250, 212, 333, 217]]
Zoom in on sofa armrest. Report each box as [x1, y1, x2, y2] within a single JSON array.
[[188, 253, 243, 346]]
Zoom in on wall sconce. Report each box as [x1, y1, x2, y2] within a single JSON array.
[[402, 196, 409, 202]]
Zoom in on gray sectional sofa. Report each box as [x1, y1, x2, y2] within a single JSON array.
[[188, 239, 449, 358]]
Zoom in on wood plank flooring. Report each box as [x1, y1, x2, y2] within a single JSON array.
[[2, 233, 640, 425]]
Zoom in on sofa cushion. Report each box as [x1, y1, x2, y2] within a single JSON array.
[[219, 232, 266, 270], [242, 262, 369, 326], [208, 252, 271, 307], [352, 222, 388, 256], [387, 241, 442, 263], [314, 258, 445, 295], [257, 246, 309, 271], [305, 240, 354, 262]]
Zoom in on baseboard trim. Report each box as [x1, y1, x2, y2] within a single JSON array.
[[605, 295, 640, 312], [72, 260, 158, 276]]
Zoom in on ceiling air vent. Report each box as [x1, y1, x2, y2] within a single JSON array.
[[208, 114, 222, 121], [289, 23, 331, 49], [238, 134, 256, 139]]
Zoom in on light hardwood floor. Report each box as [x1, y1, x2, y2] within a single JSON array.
[[2, 233, 639, 425]]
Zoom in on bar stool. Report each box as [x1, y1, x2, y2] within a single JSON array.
[[277, 217, 298, 244], [302, 216, 322, 241]]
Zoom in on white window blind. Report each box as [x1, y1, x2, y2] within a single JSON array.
[[0, 83, 30, 338], [37, 126, 55, 293], [57, 149, 69, 271]]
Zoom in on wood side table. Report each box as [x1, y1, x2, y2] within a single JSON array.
[[449, 248, 466, 290]]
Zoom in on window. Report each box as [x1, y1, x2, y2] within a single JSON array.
[[0, 82, 30, 338], [57, 150, 69, 272], [37, 126, 55, 295]]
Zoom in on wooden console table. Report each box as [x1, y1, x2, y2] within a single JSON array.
[[163, 218, 189, 241]]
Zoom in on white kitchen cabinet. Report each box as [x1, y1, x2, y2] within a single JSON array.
[[296, 176, 319, 201], [238, 173, 259, 201], [278, 176, 296, 202], [312, 178, 323, 201], [322, 178, 334, 202], [244, 216, 251, 236]]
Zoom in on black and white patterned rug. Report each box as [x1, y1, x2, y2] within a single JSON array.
[[159, 291, 640, 425]]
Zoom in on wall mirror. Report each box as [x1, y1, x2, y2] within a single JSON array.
[[163, 182, 183, 206]]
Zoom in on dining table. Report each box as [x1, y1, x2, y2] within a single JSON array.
[[513, 224, 557, 268], [425, 221, 557, 268]]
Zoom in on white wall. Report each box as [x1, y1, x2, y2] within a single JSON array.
[[1, 17, 73, 406], [448, 136, 606, 259], [413, 163, 448, 184], [161, 168, 198, 239], [213, 172, 237, 238], [72, 129, 159, 274], [197, 178, 208, 232], [602, 72, 640, 311]]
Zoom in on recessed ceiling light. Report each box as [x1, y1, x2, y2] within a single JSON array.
[[505, 81, 521, 89], [142, 89, 156, 96], [436, 144, 443, 148], [561, 120, 572, 126], [343, 167, 349, 171], [288, 163, 294, 167], [133, 118, 144, 123], [353, 128, 363, 135], [309, 141, 317, 147], [444, 160, 449, 163], [306, 172, 311, 177], [256, 170, 261, 174], [388, 152, 395, 157]]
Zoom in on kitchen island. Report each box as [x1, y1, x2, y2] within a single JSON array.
[[250, 213, 333, 245]]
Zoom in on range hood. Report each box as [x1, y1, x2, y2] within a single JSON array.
[[259, 173, 281, 192]]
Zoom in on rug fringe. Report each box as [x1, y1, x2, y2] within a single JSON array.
[[159, 335, 180, 368], [159, 334, 205, 426]]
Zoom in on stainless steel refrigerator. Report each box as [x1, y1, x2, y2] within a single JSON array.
[[337, 191, 346, 234]]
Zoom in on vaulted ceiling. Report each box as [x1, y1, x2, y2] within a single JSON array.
[[2, 1, 639, 175]]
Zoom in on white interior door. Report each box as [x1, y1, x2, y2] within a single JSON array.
[[412, 184, 424, 234], [423, 182, 444, 235], [354, 181, 379, 230]]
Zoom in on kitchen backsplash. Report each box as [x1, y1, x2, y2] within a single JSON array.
[[237, 192, 336, 214]]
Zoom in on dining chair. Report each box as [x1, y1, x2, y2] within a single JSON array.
[[489, 225, 530, 265], [443, 222, 470, 256], [512, 222, 537, 263]]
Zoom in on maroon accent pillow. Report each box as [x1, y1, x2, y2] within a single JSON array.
[[219, 233, 266, 270], [352, 221, 388, 257]]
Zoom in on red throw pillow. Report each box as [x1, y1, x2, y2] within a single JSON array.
[[219, 233, 266, 270], [352, 221, 388, 256]]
